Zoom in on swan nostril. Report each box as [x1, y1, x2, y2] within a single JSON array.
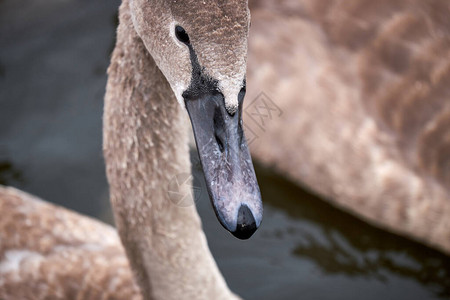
[[215, 134, 225, 152], [213, 105, 226, 153]]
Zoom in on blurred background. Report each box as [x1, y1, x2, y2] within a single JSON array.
[[1, 0, 449, 299]]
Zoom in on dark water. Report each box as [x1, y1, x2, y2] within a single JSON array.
[[1, 1, 449, 299]]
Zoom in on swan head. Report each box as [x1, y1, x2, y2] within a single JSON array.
[[129, 0, 262, 239]]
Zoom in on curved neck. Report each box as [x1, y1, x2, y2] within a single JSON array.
[[103, 1, 237, 299]]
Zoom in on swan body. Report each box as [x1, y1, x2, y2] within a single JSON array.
[[246, 0, 450, 254], [0, 186, 141, 299]]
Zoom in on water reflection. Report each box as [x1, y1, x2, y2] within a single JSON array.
[[0, 160, 23, 186], [0, 60, 5, 78], [256, 165, 450, 298]]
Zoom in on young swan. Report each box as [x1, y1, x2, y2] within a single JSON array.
[[104, 0, 260, 299]]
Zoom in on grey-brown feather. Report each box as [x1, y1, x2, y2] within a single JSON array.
[[247, 0, 450, 253], [1, 0, 241, 299], [103, 1, 239, 299], [0, 186, 141, 300]]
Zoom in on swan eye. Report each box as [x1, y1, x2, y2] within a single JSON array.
[[175, 25, 190, 45]]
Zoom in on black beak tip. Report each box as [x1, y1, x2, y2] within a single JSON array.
[[231, 204, 258, 240]]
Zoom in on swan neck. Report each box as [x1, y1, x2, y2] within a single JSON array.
[[103, 1, 237, 299]]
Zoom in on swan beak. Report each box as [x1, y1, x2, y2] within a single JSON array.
[[185, 92, 263, 239]]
